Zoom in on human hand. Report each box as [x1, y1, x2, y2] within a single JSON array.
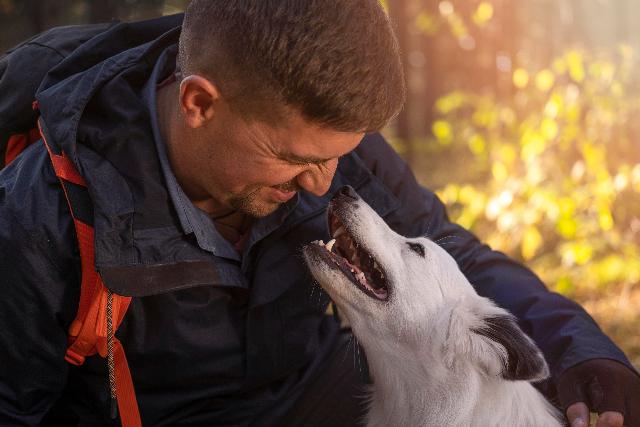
[[557, 359, 640, 427]]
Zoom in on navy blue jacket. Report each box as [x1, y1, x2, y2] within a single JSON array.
[[0, 14, 632, 426]]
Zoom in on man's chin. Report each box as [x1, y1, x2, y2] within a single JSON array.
[[230, 197, 281, 218], [228, 186, 298, 218]]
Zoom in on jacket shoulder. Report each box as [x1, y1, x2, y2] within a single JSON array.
[[0, 23, 116, 135], [354, 133, 415, 190], [0, 141, 76, 260]]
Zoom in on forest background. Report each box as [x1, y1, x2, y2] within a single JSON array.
[[1, 0, 638, 369]]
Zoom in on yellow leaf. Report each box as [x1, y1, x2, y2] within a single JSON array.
[[558, 198, 576, 216], [598, 207, 614, 231], [566, 104, 581, 123], [552, 58, 567, 75], [415, 11, 438, 36], [521, 131, 546, 161], [535, 69, 555, 92], [513, 68, 529, 89], [566, 51, 585, 83], [472, 109, 498, 129], [492, 162, 508, 182], [631, 164, 640, 190], [544, 93, 563, 118], [438, 184, 459, 204], [555, 276, 574, 295], [457, 210, 476, 229], [592, 255, 626, 285], [556, 216, 577, 239], [472, 2, 494, 26], [522, 226, 543, 260], [468, 134, 486, 155], [573, 243, 594, 265], [498, 144, 517, 165], [582, 142, 604, 170], [432, 120, 453, 145], [435, 91, 466, 114], [448, 15, 468, 38], [540, 118, 559, 140]]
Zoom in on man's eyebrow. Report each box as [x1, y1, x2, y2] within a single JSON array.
[[283, 153, 334, 165]]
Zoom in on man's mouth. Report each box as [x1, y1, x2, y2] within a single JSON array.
[[311, 209, 389, 301], [270, 181, 299, 202], [270, 187, 296, 202]]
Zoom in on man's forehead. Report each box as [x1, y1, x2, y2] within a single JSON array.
[[265, 112, 365, 160], [283, 131, 364, 162]]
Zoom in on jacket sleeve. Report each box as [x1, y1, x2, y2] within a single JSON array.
[[0, 143, 80, 426], [355, 133, 633, 381]]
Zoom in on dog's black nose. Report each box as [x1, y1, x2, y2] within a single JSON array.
[[338, 185, 359, 200]]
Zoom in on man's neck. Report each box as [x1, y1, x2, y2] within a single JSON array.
[[156, 80, 227, 216], [211, 210, 252, 246], [156, 82, 251, 244]]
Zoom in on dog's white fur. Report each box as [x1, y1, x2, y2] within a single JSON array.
[[304, 192, 562, 427]]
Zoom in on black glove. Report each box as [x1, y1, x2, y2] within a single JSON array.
[[557, 358, 640, 427]]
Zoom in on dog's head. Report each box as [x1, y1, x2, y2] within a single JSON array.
[[303, 186, 549, 382]]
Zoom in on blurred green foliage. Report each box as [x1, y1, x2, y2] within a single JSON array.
[[393, 46, 640, 366]]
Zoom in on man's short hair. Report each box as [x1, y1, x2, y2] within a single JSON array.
[[178, 0, 405, 132]]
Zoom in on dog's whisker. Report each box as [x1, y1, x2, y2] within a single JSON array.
[[356, 341, 364, 378], [339, 334, 355, 367], [434, 235, 463, 244], [425, 213, 436, 239]]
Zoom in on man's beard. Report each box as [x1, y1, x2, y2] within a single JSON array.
[[228, 181, 299, 218]]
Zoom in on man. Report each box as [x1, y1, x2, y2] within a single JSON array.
[[0, 1, 638, 426]]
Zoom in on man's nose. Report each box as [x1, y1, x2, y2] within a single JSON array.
[[296, 159, 338, 197]]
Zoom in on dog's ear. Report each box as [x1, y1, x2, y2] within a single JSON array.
[[443, 298, 549, 381], [471, 313, 549, 381]]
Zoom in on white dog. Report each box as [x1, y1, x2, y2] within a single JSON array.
[[303, 186, 562, 427]]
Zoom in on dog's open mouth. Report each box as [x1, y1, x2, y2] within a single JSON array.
[[311, 209, 389, 301]]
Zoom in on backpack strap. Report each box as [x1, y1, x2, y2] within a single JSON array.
[[37, 118, 142, 427], [4, 128, 41, 166]]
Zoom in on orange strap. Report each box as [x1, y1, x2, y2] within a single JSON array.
[[37, 119, 142, 427], [4, 128, 41, 165]]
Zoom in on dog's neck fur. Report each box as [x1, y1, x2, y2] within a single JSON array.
[[303, 189, 562, 426], [358, 303, 561, 427], [365, 351, 559, 427]]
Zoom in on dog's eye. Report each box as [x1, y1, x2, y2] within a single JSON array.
[[407, 242, 425, 257]]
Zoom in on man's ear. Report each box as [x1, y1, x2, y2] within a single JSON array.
[[179, 75, 220, 128], [444, 298, 549, 381], [471, 311, 549, 381]]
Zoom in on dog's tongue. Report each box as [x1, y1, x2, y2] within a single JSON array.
[[334, 234, 386, 292], [333, 238, 388, 298]]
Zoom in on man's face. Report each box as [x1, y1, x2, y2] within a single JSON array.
[[175, 93, 364, 218]]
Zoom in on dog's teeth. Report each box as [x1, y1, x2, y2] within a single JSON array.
[[333, 226, 346, 238], [325, 239, 336, 252]]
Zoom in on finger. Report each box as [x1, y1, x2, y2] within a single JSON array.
[[595, 411, 624, 427], [567, 402, 591, 427]]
